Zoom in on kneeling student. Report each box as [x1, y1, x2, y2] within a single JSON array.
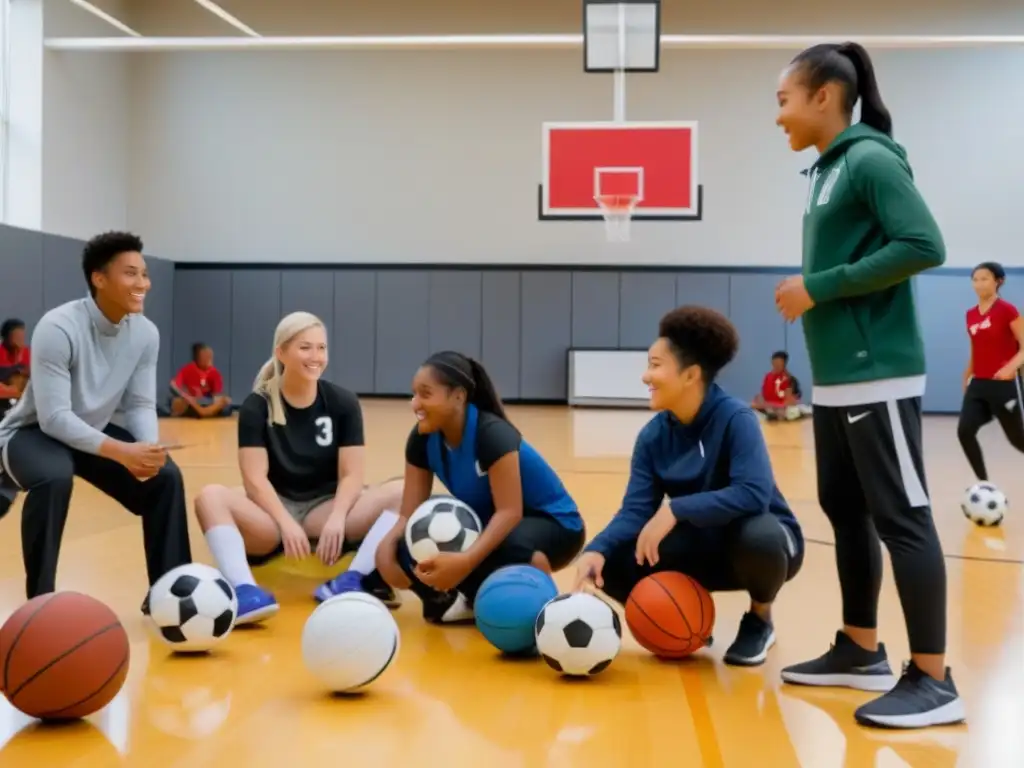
[[575, 306, 805, 666], [375, 351, 586, 624]]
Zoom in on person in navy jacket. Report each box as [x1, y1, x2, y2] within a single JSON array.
[[376, 350, 585, 624], [575, 306, 805, 666]]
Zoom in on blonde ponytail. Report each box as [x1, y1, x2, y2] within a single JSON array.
[[254, 311, 326, 426]]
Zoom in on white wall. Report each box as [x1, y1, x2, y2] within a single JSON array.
[[126, 46, 1024, 267], [32, 0, 1021, 265], [40, 0, 129, 239]]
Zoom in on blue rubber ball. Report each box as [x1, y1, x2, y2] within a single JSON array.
[[475, 565, 558, 654]]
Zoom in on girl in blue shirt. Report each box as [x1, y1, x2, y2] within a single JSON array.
[[576, 306, 805, 666], [376, 351, 585, 624]]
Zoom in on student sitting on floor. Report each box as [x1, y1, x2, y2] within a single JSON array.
[[170, 342, 231, 418], [0, 319, 30, 419], [751, 351, 809, 421]]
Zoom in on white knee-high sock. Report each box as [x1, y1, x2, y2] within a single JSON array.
[[205, 526, 258, 587], [349, 510, 399, 575]]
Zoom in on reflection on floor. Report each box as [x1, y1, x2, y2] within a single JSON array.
[[0, 401, 1018, 766]]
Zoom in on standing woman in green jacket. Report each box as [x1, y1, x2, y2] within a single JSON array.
[[773, 42, 964, 730]]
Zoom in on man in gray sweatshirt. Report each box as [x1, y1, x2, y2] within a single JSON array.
[[0, 231, 192, 604]]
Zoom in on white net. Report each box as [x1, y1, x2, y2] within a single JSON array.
[[594, 194, 639, 242]]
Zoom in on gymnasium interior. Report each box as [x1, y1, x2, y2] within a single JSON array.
[[0, 0, 1022, 765]]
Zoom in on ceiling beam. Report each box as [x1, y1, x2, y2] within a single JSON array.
[[42, 33, 1024, 52], [67, 0, 140, 37], [191, 0, 260, 37]]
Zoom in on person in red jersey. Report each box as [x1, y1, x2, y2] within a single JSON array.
[[958, 262, 1024, 482], [752, 351, 805, 421], [0, 319, 30, 418], [170, 342, 231, 418]]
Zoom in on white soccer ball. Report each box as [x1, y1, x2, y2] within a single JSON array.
[[302, 592, 400, 693], [535, 593, 622, 677], [147, 563, 238, 653], [404, 496, 482, 563], [962, 483, 1007, 526]]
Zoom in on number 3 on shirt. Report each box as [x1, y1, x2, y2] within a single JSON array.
[[315, 416, 334, 447]]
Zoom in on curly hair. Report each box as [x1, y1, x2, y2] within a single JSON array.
[[657, 305, 740, 382], [82, 231, 144, 296]]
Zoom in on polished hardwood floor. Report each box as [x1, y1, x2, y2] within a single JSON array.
[[0, 400, 1020, 766]]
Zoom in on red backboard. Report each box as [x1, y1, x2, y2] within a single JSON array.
[[539, 121, 701, 220]]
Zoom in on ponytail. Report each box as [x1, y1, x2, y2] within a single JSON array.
[[253, 357, 287, 426], [791, 42, 893, 136], [837, 42, 893, 136], [466, 358, 507, 421], [424, 350, 508, 422]]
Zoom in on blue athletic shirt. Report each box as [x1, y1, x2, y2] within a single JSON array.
[[405, 404, 583, 530], [585, 383, 804, 558]]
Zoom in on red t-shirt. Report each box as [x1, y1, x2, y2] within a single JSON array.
[[174, 362, 223, 397], [761, 371, 799, 406], [0, 345, 30, 399], [967, 298, 1021, 380]]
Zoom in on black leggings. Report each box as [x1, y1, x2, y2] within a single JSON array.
[[397, 511, 585, 603], [599, 513, 803, 606], [958, 376, 1024, 481], [814, 398, 946, 656]]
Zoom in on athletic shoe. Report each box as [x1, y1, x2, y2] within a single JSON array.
[[313, 570, 401, 608], [724, 611, 776, 667], [422, 592, 474, 625], [854, 661, 966, 728], [234, 584, 279, 625], [781, 630, 897, 691]]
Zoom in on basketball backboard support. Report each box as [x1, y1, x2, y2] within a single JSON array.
[[539, 121, 702, 221], [583, 0, 661, 73]]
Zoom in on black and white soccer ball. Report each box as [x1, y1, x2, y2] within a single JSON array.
[[147, 563, 238, 653], [405, 496, 482, 563], [535, 593, 622, 677], [962, 483, 1007, 527]]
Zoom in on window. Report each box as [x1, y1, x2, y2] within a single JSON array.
[[0, 0, 8, 224], [0, 0, 8, 223]]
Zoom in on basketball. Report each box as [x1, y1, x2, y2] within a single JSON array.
[[301, 592, 399, 693], [625, 572, 715, 658], [474, 565, 558, 654], [0, 592, 129, 720]]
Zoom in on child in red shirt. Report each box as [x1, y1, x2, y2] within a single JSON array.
[[170, 343, 231, 418], [0, 319, 29, 418], [958, 262, 1024, 482], [752, 351, 805, 421]]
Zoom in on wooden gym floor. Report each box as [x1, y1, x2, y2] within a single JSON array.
[[0, 400, 1019, 767]]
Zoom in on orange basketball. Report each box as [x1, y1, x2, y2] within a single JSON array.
[[625, 572, 715, 658], [0, 591, 130, 720]]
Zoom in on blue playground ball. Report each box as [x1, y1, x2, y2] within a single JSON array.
[[474, 565, 558, 654]]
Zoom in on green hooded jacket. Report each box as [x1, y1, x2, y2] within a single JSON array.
[[800, 123, 946, 396]]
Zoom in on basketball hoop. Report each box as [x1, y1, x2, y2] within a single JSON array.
[[595, 194, 639, 242]]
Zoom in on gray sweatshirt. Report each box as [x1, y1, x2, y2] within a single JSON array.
[[0, 297, 160, 454]]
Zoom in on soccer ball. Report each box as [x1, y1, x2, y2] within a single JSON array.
[[962, 483, 1007, 526], [405, 496, 482, 563], [535, 593, 622, 677], [147, 563, 238, 653]]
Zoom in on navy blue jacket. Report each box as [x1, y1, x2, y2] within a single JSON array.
[[585, 384, 803, 557]]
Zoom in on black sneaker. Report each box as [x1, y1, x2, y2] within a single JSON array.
[[781, 630, 896, 691], [421, 591, 474, 625], [362, 570, 403, 609], [854, 661, 966, 729], [724, 612, 776, 667]]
